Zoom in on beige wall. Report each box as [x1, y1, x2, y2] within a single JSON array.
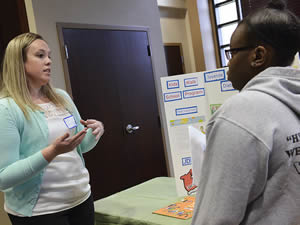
[[25, 0, 174, 176], [159, 10, 196, 73], [157, 0, 186, 8], [0, 192, 11, 225], [158, 0, 217, 73], [197, 0, 217, 69], [185, 0, 206, 71]]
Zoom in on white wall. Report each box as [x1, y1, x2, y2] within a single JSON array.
[[25, 0, 174, 175]]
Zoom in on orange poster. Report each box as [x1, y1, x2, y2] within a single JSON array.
[[152, 196, 195, 220]]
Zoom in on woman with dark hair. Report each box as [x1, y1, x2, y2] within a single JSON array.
[[191, 0, 300, 224]]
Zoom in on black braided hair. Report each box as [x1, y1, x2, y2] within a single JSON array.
[[267, 0, 286, 10], [240, 0, 300, 66]]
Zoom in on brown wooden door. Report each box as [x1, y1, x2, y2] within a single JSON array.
[[0, 0, 29, 63], [164, 44, 185, 76], [61, 28, 168, 200]]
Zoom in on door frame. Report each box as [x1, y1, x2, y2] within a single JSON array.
[[56, 23, 157, 98], [56, 22, 171, 176], [164, 42, 186, 74]]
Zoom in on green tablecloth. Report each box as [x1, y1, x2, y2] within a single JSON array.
[[94, 177, 192, 225]]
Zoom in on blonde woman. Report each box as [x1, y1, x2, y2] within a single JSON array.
[[0, 33, 104, 225]]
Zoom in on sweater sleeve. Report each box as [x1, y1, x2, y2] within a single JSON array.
[[191, 117, 269, 225], [0, 104, 49, 191], [56, 89, 99, 153], [73, 104, 99, 153]]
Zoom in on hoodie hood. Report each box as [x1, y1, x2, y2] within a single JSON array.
[[242, 67, 300, 117]]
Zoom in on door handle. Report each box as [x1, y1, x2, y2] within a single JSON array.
[[126, 124, 140, 134]]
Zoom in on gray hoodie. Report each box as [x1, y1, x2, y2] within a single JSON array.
[[191, 67, 300, 225]]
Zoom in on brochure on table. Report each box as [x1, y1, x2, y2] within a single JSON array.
[[153, 196, 195, 220], [161, 67, 238, 196]]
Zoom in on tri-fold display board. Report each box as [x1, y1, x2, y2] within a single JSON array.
[[161, 67, 238, 196], [161, 55, 300, 196]]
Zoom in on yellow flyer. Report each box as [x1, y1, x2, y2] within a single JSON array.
[[152, 196, 195, 220]]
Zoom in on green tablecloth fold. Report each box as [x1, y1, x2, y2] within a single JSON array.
[[94, 177, 192, 225]]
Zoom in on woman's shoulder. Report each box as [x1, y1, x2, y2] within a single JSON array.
[[0, 97, 17, 108], [0, 97, 23, 119], [53, 88, 73, 101], [53, 88, 69, 97], [53, 88, 75, 111]]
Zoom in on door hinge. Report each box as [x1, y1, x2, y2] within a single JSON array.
[[64, 44, 69, 59], [147, 45, 152, 56]]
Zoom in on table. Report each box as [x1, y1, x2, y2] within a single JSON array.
[[94, 177, 193, 225]]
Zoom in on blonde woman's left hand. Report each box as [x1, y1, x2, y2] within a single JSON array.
[[80, 119, 104, 140]]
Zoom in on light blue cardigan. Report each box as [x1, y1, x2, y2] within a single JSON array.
[[0, 89, 98, 216]]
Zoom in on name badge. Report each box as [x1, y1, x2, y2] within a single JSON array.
[[63, 115, 77, 129]]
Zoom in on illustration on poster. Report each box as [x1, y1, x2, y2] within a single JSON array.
[[180, 169, 198, 195]]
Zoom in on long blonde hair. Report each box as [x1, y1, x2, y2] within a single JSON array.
[[0, 32, 69, 119]]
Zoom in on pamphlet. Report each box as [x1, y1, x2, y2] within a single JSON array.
[[152, 196, 195, 220]]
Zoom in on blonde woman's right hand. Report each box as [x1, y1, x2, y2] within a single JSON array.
[[42, 128, 88, 162]]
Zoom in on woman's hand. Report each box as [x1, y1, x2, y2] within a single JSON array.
[[80, 119, 104, 140], [42, 128, 87, 162]]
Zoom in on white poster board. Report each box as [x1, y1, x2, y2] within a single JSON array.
[[292, 52, 300, 69], [161, 67, 238, 196]]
